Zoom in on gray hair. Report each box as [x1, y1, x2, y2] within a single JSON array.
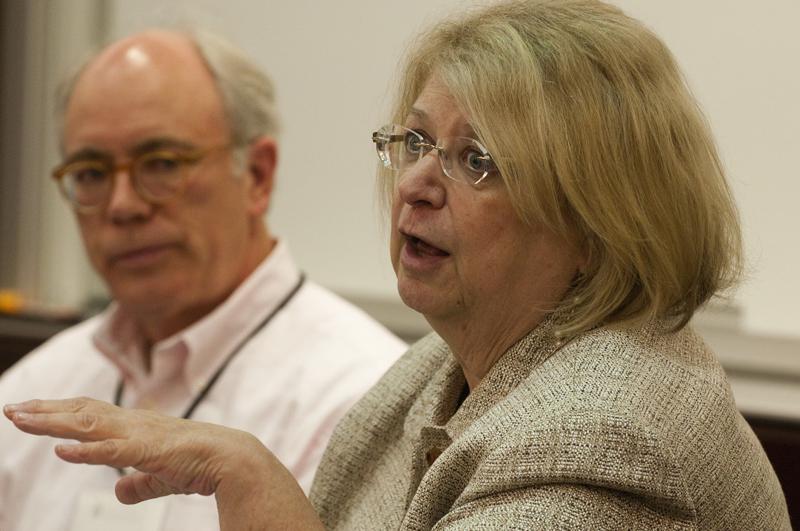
[[55, 29, 280, 152], [189, 29, 280, 144]]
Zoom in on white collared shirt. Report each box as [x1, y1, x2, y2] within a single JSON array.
[[0, 240, 406, 531]]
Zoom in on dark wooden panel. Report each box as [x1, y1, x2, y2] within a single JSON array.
[[0, 336, 45, 373], [748, 416, 800, 529], [0, 314, 79, 373]]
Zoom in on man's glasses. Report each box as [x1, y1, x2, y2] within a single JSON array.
[[52, 145, 231, 213], [371, 124, 499, 186]]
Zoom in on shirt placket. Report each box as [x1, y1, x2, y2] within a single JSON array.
[[134, 341, 188, 413]]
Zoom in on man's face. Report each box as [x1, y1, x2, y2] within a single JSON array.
[[62, 34, 270, 339]]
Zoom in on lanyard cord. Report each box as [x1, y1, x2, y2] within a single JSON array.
[[111, 273, 306, 475]]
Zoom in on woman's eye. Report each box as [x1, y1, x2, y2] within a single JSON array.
[[462, 149, 495, 173], [404, 132, 424, 154]]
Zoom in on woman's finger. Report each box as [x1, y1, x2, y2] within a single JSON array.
[[4, 397, 131, 441], [5, 408, 129, 441], [54, 428, 221, 497], [115, 471, 178, 505], [54, 438, 144, 469], [4, 397, 107, 415]]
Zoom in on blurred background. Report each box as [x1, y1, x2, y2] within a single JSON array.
[[0, 0, 798, 518]]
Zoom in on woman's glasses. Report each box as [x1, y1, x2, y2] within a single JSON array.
[[372, 124, 499, 186]]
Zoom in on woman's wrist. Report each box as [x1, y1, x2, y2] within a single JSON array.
[[214, 431, 324, 530]]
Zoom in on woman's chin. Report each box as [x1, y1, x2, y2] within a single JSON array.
[[397, 279, 455, 321]]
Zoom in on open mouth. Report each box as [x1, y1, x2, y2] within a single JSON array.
[[405, 234, 449, 257]]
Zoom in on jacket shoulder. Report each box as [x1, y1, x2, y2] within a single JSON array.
[[459, 324, 787, 529]]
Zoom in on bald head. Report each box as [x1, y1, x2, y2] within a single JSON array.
[[63, 31, 230, 155], [74, 30, 225, 122], [79, 29, 207, 81], [56, 28, 279, 150]]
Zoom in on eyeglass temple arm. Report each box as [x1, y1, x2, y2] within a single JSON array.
[[372, 132, 407, 144]]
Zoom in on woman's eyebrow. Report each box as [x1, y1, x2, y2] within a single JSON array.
[[408, 107, 427, 120], [407, 107, 479, 138]]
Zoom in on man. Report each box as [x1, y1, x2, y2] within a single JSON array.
[[0, 29, 405, 531]]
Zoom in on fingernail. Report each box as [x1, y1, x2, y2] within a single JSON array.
[[11, 412, 28, 422], [4, 403, 19, 413]]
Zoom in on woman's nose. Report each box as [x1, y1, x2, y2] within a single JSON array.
[[396, 151, 446, 209]]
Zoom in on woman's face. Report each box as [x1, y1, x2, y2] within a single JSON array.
[[390, 77, 583, 334]]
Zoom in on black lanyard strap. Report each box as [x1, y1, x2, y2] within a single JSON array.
[[113, 273, 306, 420]]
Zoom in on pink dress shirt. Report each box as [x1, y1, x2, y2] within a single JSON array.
[[0, 240, 406, 531]]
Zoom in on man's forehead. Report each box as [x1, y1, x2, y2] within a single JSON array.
[[75, 30, 220, 103], [62, 30, 230, 155], [63, 137, 198, 162], [83, 30, 200, 77]]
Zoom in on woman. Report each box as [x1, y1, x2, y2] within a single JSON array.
[[4, 0, 790, 529]]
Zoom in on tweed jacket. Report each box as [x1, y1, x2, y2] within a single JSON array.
[[309, 317, 790, 530]]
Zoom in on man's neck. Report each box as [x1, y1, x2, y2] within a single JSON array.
[[134, 235, 276, 348]]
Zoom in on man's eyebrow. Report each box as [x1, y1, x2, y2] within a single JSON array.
[[130, 137, 197, 155], [62, 138, 199, 163], [62, 148, 110, 164]]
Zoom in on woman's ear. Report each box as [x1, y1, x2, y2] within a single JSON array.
[[244, 136, 278, 216], [574, 232, 592, 277]]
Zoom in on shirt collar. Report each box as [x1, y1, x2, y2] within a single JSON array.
[[93, 240, 301, 394]]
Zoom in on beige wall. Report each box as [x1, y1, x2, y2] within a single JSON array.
[[612, 0, 800, 339], [2, 0, 798, 369], [102, 0, 800, 340], [0, 0, 107, 309]]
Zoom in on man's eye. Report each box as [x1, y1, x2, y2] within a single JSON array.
[[141, 155, 181, 174], [71, 167, 108, 185]]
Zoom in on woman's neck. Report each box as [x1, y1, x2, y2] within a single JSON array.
[[428, 306, 550, 391]]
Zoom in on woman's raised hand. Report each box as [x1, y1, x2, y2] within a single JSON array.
[[4, 397, 324, 529], [4, 397, 262, 503]]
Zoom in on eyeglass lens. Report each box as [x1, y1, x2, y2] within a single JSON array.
[[59, 151, 191, 209], [375, 124, 495, 185]]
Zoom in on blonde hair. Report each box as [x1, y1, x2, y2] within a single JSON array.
[[383, 0, 742, 335]]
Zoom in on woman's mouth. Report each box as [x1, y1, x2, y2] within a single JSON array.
[[406, 235, 449, 257], [399, 232, 450, 273]]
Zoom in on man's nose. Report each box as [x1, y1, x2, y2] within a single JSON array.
[[105, 170, 152, 222]]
